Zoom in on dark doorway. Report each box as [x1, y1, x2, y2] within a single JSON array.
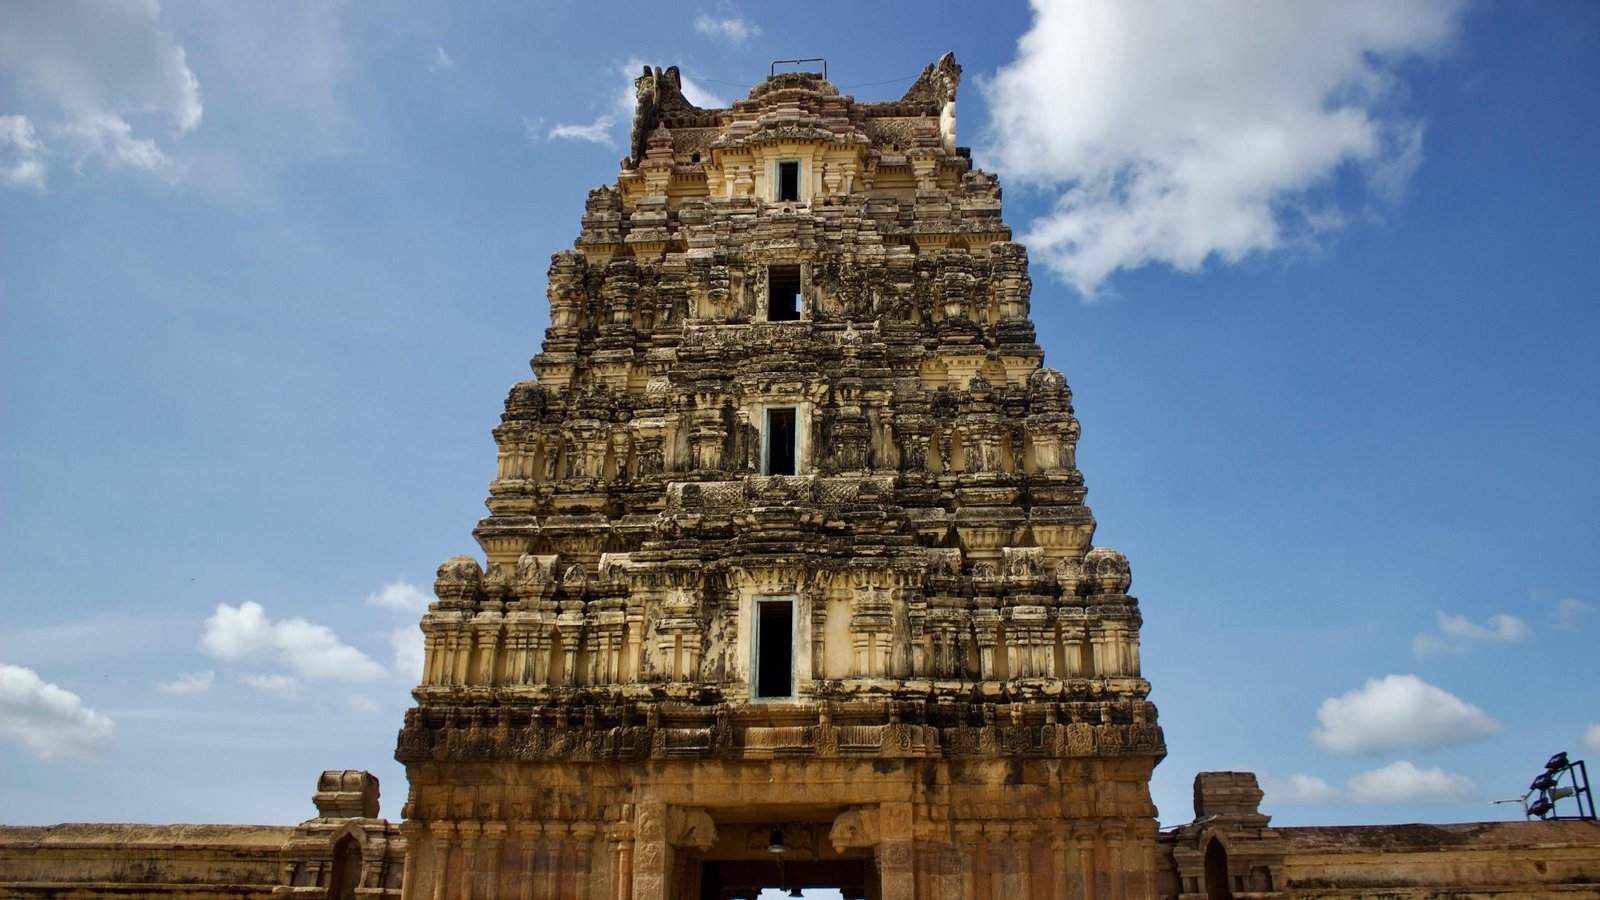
[[328, 835, 362, 900], [700, 858, 868, 900], [768, 265, 801, 321], [755, 599, 794, 699], [765, 407, 797, 475], [777, 161, 800, 202], [1204, 838, 1233, 900]]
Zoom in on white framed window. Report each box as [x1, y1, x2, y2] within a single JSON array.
[[776, 159, 800, 201], [753, 596, 796, 699], [763, 406, 798, 475], [766, 264, 801, 321]]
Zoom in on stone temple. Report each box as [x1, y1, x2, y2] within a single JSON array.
[[1, 55, 1596, 900], [396, 53, 1162, 899]]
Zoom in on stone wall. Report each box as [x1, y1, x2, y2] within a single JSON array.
[[1158, 772, 1600, 899], [0, 772, 404, 899], [10, 777, 1595, 900], [1273, 820, 1600, 899], [0, 823, 291, 898]]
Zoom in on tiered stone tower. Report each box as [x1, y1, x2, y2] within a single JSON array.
[[396, 55, 1164, 900]]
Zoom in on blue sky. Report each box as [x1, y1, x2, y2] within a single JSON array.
[[2, 1, 1596, 832]]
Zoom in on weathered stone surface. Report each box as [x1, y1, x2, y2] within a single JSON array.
[[397, 54, 1163, 900], [1159, 772, 1600, 899], [0, 772, 403, 898]]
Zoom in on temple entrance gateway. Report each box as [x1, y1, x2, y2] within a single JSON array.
[[697, 859, 868, 900], [396, 53, 1164, 900], [691, 815, 873, 900]]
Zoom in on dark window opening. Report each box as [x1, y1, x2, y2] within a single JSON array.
[[777, 160, 800, 201], [756, 599, 794, 698], [768, 265, 801, 320], [766, 407, 797, 476]]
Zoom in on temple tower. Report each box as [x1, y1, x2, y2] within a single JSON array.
[[396, 55, 1164, 900]]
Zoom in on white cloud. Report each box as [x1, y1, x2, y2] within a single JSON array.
[[200, 601, 386, 682], [345, 695, 381, 715], [694, 13, 760, 44], [1555, 597, 1592, 632], [549, 117, 618, 146], [0, 663, 114, 761], [241, 672, 301, 698], [429, 46, 454, 72], [0, 0, 202, 178], [1583, 724, 1600, 753], [1413, 610, 1531, 655], [1408, 633, 1445, 656], [1312, 674, 1501, 753], [1438, 611, 1530, 641], [388, 625, 424, 682], [1264, 773, 1338, 805], [1347, 760, 1479, 804], [157, 670, 214, 694], [0, 115, 47, 189], [546, 59, 725, 148], [982, 0, 1465, 297], [58, 110, 174, 174], [365, 580, 431, 612]]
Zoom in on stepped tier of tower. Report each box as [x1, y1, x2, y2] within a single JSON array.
[[396, 58, 1163, 900], [405, 57, 1153, 717]]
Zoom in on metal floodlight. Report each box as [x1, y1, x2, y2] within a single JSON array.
[[768, 827, 786, 854], [1510, 751, 1594, 821]]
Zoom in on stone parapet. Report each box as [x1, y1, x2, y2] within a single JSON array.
[[0, 773, 404, 900]]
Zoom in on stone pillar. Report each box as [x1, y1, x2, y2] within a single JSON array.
[[432, 822, 459, 900], [482, 822, 507, 900], [986, 822, 1029, 900], [572, 822, 599, 900], [974, 609, 1000, 679], [876, 841, 915, 900], [809, 589, 828, 680], [1105, 825, 1125, 900], [458, 821, 481, 900], [452, 630, 473, 686], [954, 823, 983, 900], [515, 823, 540, 900], [474, 627, 501, 685], [632, 802, 669, 900], [395, 820, 425, 900], [422, 632, 443, 684], [1051, 831, 1073, 900], [543, 822, 567, 900], [609, 831, 634, 900], [1012, 823, 1042, 900], [877, 802, 916, 900], [1072, 827, 1096, 900]]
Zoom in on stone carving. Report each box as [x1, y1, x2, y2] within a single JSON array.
[[666, 808, 717, 852], [829, 808, 877, 853], [396, 53, 1166, 900]]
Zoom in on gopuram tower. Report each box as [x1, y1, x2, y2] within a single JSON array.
[[396, 55, 1165, 900]]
